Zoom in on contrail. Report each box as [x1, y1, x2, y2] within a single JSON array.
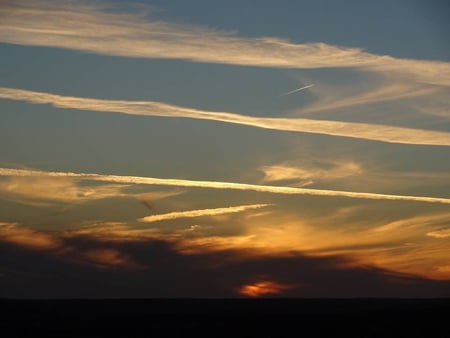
[[2, 87, 450, 146], [281, 84, 314, 96], [138, 204, 270, 223], [1, 168, 450, 205]]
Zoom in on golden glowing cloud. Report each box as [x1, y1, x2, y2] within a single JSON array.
[[238, 281, 293, 297], [0, 222, 143, 269], [260, 161, 362, 185], [0, 176, 129, 206], [80, 248, 143, 269], [138, 204, 271, 223], [0, 222, 62, 250], [64, 222, 160, 243], [426, 229, 450, 239]]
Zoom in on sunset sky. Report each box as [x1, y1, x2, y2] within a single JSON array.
[[1, 0, 450, 298]]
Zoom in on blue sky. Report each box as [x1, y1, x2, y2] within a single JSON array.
[[0, 0, 449, 298]]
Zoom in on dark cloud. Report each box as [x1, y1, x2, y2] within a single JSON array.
[[1, 234, 450, 298]]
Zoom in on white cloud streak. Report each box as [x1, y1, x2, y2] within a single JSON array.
[[1, 87, 450, 146], [1, 167, 450, 205], [0, 0, 449, 86], [137, 204, 270, 223]]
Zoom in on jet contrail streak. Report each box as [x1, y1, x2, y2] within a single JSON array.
[[1, 87, 450, 146], [281, 84, 314, 96], [138, 204, 271, 223], [1, 168, 450, 205]]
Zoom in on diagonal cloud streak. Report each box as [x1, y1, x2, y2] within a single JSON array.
[[1, 87, 450, 146], [0, 1, 383, 69], [138, 204, 270, 223], [0, 0, 389, 70], [1, 168, 450, 205], [0, 1, 449, 87]]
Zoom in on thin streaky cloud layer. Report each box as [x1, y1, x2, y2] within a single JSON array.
[[1, 168, 450, 205], [1, 87, 450, 146], [427, 229, 450, 239], [138, 204, 271, 223], [299, 82, 441, 115], [0, 176, 129, 206], [0, 0, 449, 87]]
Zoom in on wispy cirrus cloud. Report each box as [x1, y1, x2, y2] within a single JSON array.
[[0, 222, 62, 250], [298, 82, 442, 115], [1, 0, 449, 87], [1, 167, 450, 205], [64, 222, 160, 243], [426, 229, 450, 239], [0, 0, 383, 68], [1, 87, 450, 146], [373, 213, 450, 233], [259, 161, 362, 186], [0, 176, 129, 207], [0, 221, 142, 268], [137, 204, 271, 223]]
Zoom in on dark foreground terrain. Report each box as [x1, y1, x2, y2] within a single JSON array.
[[1, 298, 449, 337]]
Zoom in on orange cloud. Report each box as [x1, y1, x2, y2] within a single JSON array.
[[0, 222, 143, 270], [0, 222, 62, 250], [426, 229, 450, 239], [80, 248, 144, 269], [238, 280, 293, 297], [0, 176, 129, 206]]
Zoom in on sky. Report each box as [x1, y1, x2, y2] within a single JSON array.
[[0, 0, 450, 298]]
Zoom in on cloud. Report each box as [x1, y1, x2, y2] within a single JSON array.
[[64, 222, 160, 243], [426, 229, 450, 239], [298, 82, 441, 115], [79, 248, 143, 269], [2, 167, 450, 205], [138, 204, 271, 223], [259, 161, 362, 186], [373, 213, 450, 233], [0, 222, 62, 250], [0, 221, 142, 269], [0, 176, 129, 206], [2, 87, 450, 146], [237, 280, 295, 297], [154, 209, 450, 280], [1, 1, 449, 87], [2, 221, 450, 298]]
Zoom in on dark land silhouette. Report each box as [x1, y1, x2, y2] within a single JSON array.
[[1, 298, 448, 337]]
